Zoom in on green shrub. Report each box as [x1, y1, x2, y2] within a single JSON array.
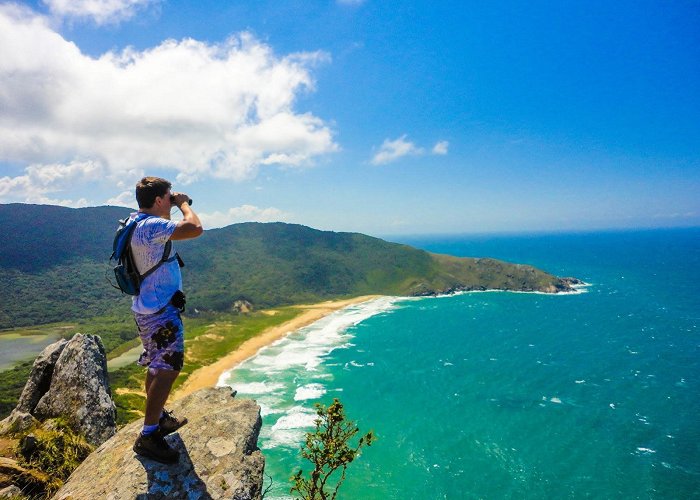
[[291, 399, 374, 500]]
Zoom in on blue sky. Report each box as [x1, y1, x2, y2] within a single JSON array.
[[1, 0, 698, 235]]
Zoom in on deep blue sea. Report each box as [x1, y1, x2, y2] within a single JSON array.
[[220, 228, 700, 499]]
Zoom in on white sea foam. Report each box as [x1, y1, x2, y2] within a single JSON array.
[[265, 406, 319, 448], [294, 383, 327, 401], [550, 397, 562, 404], [636, 447, 656, 454], [233, 296, 400, 375]]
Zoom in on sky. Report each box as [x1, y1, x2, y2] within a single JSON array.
[[0, 0, 699, 236]]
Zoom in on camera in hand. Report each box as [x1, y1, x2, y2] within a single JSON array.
[[170, 195, 193, 206]]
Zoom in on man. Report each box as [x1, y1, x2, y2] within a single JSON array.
[[129, 176, 203, 464]]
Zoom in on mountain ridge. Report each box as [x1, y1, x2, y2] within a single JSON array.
[[0, 203, 577, 329]]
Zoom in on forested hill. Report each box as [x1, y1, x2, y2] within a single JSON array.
[[0, 203, 130, 272], [0, 203, 575, 329]]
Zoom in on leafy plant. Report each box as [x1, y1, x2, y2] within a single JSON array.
[[290, 398, 375, 500]]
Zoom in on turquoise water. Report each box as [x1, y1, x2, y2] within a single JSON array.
[[220, 228, 700, 499]]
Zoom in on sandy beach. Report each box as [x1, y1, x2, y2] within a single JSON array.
[[172, 295, 381, 401]]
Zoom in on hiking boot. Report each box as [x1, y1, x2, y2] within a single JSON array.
[[133, 429, 179, 464], [160, 408, 188, 435]]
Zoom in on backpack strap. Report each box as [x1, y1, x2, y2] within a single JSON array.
[[130, 216, 179, 281]]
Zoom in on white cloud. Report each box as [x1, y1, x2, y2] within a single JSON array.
[[0, 159, 103, 207], [432, 140, 449, 155], [0, 5, 338, 194], [199, 205, 289, 229], [105, 190, 136, 207], [337, 0, 366, 5], [370, 135, 424, 165], [43, 0, 159, 25]]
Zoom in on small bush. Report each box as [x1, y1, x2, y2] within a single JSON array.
[[290, 398, 374, 500]]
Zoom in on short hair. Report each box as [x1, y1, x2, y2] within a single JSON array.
[[135, 177, 171, 209]]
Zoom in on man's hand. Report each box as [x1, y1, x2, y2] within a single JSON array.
[[170, 192, 203, 240], [171, 192, 191, 208]]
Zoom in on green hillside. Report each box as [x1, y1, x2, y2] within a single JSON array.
[[0, 203, 573, 329]]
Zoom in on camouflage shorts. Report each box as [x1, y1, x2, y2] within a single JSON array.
[[134, 304, 185, 372]]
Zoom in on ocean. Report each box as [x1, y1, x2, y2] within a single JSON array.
[[219, 228, 700, 499]]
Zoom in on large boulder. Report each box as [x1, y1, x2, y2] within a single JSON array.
[[0, 334, 116, 447], [54, 387, 265, 500], [32, 333, 116, 446]]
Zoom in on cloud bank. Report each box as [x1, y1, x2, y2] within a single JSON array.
[[0, 4, 337, 199], [43, 0, 159, 24], [199, 204, 289, 229], [0, 160, 101, 207]]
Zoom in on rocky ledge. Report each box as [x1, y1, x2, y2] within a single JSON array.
[[54, 387, 265, 500], [412, 276, 587, 297]]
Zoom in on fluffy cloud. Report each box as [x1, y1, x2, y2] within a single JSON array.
[[370, 135, 449, 164], [105, 190, 136, 207], [199, 205, 289, 229], [0, 4, 337, 191], [370, 135, 423, 165], [43, 0, 159, 24], [432, 140, 449, 155], [0, 160, 102, 207]]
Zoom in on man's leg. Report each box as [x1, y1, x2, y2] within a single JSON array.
[[143, 368, 179, 426], [145, 369, 154, 394]]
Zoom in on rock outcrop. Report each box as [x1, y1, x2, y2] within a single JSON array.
[[54, 387, 265, 500], [0, 334, 116, 446], [13, 339, 68, 415]]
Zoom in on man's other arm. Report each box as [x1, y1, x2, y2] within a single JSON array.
[[170, 193, 203, 241]]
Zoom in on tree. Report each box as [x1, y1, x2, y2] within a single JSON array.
[[290, 398, 375, 500]]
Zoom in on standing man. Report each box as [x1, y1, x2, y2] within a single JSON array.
[[130, 177, 203, 464]]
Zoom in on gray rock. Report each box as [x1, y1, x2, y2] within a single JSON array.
[[0, 411, 39, 436], [54, 387, 265, 500], [0, 485, 22, 498], [33, 334, 116, 446], [0, 457, 47, 493], [15, 339, 68, 414]]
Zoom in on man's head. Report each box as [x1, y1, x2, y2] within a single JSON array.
[[135, 177, 172, 210]]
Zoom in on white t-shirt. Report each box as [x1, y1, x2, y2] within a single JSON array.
[[129, 213, 182, 314]]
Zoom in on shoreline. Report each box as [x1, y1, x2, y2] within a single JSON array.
[[172, 295, 382, 401]]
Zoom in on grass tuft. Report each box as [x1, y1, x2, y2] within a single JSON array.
[[15, 419, 94, 496]]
